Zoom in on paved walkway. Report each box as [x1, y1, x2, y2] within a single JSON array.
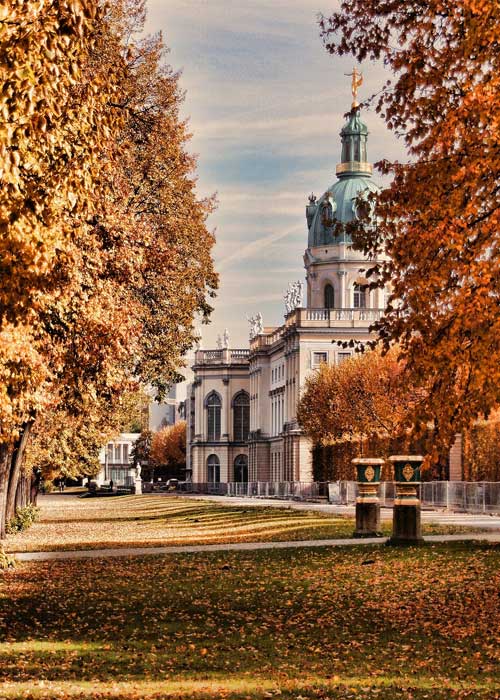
[[181, 493, 500, 529], [13, 531, 500, 562]]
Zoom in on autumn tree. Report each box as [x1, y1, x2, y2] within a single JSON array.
[[463, 410, 500, 482], [320, 1, 500, 459], [0, 0, 121, 536], [297, 350, 421, 479], [131, 430, 153, 468], [150, 421, 186, 477], [0, 0, 217, 536], [18, 385, 149, 512]]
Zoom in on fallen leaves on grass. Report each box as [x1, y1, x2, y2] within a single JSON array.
[[0, 543, 499, 699], [3, 495, 488, 553]]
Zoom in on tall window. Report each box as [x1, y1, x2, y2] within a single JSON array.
[[353, 283, 366, 309], [207, 454, 220, 483], [233, 391, 250, 441], [234, 454, 248, 483], [324, 283, 335, 309], [206, 392, 221, 441]]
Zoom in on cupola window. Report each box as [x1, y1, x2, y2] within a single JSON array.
[[324, 284, 335, 309], [353, 283, 366, 309]]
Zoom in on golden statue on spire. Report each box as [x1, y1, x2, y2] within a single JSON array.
[[345, 67, 363, 109]]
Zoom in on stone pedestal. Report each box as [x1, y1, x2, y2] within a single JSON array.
[[388, 455, 424, 546], [352, 458, 384, 537], [134, 478, 143, 495]]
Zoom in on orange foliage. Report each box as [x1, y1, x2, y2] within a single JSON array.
[[151, 422, 187, 468], [297, 348, 418, 450], [463, 411, 500, 482], [0, 1, 217, 535], [321, 1, 500, 458]]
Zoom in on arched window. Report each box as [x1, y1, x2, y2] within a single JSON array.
[[206, 392, 221, 441], [233, 391, 250, 441], [207, 454, 220, 483], [234, 454, 248, 483], [353, 283, 366, 309], [324, 284, 335, 309]]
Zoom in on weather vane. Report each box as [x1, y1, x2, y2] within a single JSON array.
[[345, 67, 363, 109]]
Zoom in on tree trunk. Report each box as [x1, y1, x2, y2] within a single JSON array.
[[5, 421, 34, 525], [15, 474, 29, 510], [0, 442, 14, 539], [30, 469, 41, 506]]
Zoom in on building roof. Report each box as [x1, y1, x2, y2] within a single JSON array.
[[306, 107, 380, 247]]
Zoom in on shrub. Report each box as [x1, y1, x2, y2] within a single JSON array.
[[6, 504, 40, 534], [0, 546, 15, 570]]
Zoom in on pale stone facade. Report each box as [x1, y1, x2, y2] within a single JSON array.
[[188, 348, 250, 483], [188, 104, 392, 483]]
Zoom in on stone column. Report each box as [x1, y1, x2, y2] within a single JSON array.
[[352, 458, 384, 537], [388, 455, 424, 545], [337, 270, 346, 308]]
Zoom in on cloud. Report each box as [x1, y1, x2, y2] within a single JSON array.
[[217, 223, 303, 271], [142, 1, 403, 347]]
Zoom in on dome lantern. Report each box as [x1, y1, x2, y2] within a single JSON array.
[[306, 97, 379, 248]]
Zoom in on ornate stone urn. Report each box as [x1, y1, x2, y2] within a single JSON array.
[[388, 455, 424, 545], [352, 457, 384, 537]]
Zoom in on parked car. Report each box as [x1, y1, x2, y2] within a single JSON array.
[[165, 478, 179, 491]]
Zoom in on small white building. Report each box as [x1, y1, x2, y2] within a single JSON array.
[[96, 432, 140, 486]]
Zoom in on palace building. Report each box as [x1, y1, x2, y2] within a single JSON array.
[[186, 101, 390, 484]]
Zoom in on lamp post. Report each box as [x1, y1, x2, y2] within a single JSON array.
[[352, 457, 384, 537], [388, 455, 424, 545]]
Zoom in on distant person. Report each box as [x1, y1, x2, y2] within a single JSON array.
[[109, 479, 114, 491]]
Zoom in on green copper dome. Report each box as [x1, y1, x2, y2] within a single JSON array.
[[307, 107, 379, 247]]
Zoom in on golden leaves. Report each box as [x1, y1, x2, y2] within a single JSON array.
[[297, 348, 416, 448], [321, 0, 500, 453], [1, 539, 499, 698], [0, 0, 217, 477], [150, 422, 187, 468]]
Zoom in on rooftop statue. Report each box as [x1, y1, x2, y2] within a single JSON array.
[[284, 281, 304, 315], [345, 66, 363, 108], [247, 313, 264, 340]]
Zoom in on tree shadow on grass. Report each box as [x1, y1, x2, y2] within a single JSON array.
[[1, 545, 498, 697]]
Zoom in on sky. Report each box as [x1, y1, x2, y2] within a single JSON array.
[[145, 0, 406, 349]]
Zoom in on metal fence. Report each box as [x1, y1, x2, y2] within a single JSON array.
[[177, 480, 500, 513], [178, 481, 329, 500], [330, 480, 500, 513]]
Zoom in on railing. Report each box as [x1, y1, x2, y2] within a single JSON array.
[[201, 350, 223, 360], [175, 480, 500, 513], [227, 481, 329, 500], [331, 481, 500, 513], [194, 349, 250, 365], [305, 308, 384, 323], [231, 349, 250, 359], [179, 482, 229, 496]]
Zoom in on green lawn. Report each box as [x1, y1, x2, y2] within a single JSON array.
[[1, 543, 499, 699], [4, 494, 490, 552]]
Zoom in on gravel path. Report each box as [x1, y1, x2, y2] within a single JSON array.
[[13, 531, 500, 561]]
